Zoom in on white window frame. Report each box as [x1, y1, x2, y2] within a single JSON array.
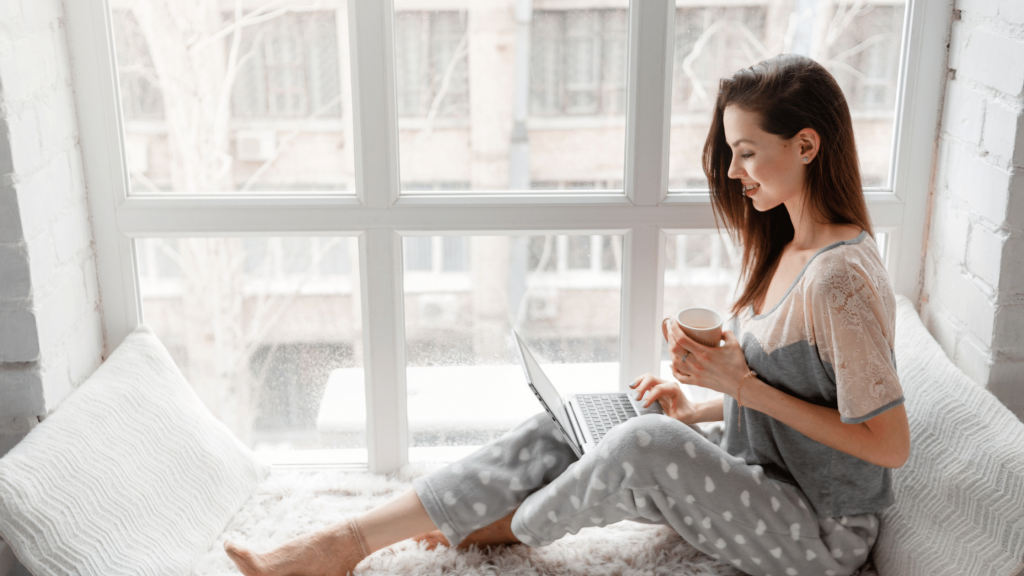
[[67, 0, 949, 473]]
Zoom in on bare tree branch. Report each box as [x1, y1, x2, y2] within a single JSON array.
[[680, 20, 771, 110], [130, 169, 163, 194], [823, 0, 873, 54], [512, 236, 555, 331], [237, 93, 344, 192], [826, 59, 869, 81], [192, 0, 322, 49], [826, 33, 889, 64], [414, 31, 469, 146]]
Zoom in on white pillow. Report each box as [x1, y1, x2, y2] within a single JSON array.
[[873, 297, 1024, 576], [0, 325, 268, 575]]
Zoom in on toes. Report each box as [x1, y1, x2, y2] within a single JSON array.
[[413, 531, 450, 551], [224, 542, 264, 576]]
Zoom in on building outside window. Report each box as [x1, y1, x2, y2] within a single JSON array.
[[531, 10, 628, 116], [232, 12, 342, 118], [394, 11, 469, 118]]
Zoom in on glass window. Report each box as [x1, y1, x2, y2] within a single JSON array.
[[395, 7, 629, 193], [137, 237, 365, 465], [668, 2, 907, 190], [403, 235, 623, 462], [110, 4, 355, 194], [86, 0, 919, 473]]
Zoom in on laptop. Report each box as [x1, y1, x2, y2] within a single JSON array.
[[510, 329, 664, 458]]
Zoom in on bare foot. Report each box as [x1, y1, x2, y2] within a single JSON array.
[[414, 509, 520, 552], [224, 520, 368, 576], [412, 530, 450, 550]]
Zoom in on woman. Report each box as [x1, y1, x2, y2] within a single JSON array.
[[225, 54, 910, 576]]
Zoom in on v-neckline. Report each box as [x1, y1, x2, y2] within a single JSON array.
[[750, 230, 867, 319]]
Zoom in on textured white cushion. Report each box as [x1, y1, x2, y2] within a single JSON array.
[[873, 297, 1024, 576], [0, 325, 268, 576]]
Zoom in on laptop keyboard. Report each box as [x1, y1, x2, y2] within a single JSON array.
[[578, 393, 638, 443]]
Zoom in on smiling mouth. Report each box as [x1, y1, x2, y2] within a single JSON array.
[[742, 183, 760, 194]]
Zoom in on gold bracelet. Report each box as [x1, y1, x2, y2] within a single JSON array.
[[736, 370, 757, 431]]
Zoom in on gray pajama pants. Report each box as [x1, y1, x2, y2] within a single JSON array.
[[413, 412, 878, 576]]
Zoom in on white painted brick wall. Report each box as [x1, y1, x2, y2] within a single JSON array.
[[921, 1, 1024, 419], [0, 0, 104, 463], [966, 224, 1007, 290]]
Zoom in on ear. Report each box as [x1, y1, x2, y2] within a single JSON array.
[[794, 128, 821, 164]]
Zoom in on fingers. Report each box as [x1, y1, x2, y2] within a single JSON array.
[[629, 373, 661, 403], [665, 322, 712, 357], [643, 383, 672, 408], [671, 365, 693, 385], [675, 328, 710, 352]]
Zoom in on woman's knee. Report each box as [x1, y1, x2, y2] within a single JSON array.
[[600, 414, 695, 458]]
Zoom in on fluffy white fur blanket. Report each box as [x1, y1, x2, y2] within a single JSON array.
[[197, 466, 881, 575], [196, 466, 749, 575]]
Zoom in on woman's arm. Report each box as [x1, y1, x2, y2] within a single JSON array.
[[737, 376, 910, 468], [689, 395, 725, 424], [663, 323, 911, 469]]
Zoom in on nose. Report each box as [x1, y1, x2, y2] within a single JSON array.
[[726, 151, 743, 180]]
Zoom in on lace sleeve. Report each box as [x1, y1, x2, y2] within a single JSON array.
[[811, 252, 904, 424]]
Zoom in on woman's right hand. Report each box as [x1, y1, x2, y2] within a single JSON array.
[[630, 373, 697, 424]]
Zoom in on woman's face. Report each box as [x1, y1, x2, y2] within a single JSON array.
[[722, 105, 812, 212]]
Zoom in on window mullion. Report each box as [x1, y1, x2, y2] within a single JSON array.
[[359, 229, 408, 473], [619, 227, 665, 390], [624, 0, 674, 206], [348, 0, 399, 208]]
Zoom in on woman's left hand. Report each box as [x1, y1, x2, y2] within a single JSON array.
[[664, 320, 751, 398]]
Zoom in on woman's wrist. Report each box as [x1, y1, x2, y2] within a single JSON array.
[[684, 397, 725, 424]]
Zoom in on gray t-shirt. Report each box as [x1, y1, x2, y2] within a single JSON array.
[[722, 231, 904, 518]]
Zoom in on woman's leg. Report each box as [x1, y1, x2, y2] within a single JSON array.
[[225, 412, 575, 575], [224, 489, 436, 576], [411, 412, 577, 547], [509, 414, 876, 576]]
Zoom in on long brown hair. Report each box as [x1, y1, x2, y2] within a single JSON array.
[[703, 54, 873, 317]]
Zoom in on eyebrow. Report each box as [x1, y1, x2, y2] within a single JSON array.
[[730, 138, 756, 147]]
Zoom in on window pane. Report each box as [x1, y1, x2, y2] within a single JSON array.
[[111, 4, 355, 195], [441, 237, 469, 272], [668, 2, 907, 190], [661, 232, 741, 404], [404, 235, 623, 462], [137, 237, 365, 465], [403, 237, 434, 271], [395, 7, 629, 193]]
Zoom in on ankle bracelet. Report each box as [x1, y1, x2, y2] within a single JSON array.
[[349, 517, 370, 558]]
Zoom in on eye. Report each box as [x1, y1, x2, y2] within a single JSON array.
[[740, 153, 754, 159]]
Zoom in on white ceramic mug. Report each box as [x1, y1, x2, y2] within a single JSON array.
[[674, 307, 723, 348]]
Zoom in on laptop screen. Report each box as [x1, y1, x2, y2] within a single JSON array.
[[510, 329, 581, 454]]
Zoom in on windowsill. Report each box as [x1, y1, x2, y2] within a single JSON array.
[[268, 361, 725, 465]]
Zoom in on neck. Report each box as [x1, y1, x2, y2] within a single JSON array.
[[783, 191, 832, 250]]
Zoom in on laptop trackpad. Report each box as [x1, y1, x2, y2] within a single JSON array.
[[629, 390, 665, 416]]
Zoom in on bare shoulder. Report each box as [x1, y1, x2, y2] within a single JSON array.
[[826, 224, 865, 244]]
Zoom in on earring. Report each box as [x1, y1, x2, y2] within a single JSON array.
[[802, 157, 809, 163]]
